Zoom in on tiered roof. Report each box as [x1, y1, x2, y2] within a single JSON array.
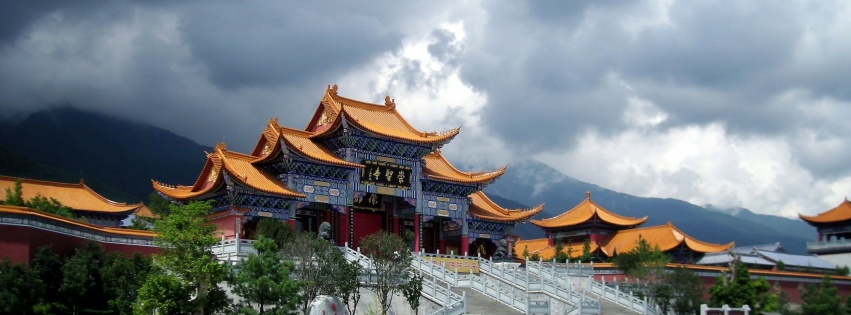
[[0, 176, 143, 214], [422, 151, 506, 185], [251, 118, 362, 168], [306, 85, 459, 143], [530, 192, 647, 229], [153, 143, 304, 199], [799, 198, 851, 225], [0, 205, 156, 237], [515, 238, 600, 260], [600, 221, 733, 256], [468, 191, 542, 222], [514, 221, 733, 259]]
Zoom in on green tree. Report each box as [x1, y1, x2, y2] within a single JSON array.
[[338, 259, 364, 315], [230, 236, 301, 314], [801, 276, 845, 315], [612, 235, 670, 310], [26, 194, 76, 218], [101, 252, 152, 315], [257, 218, 296, 250], [667, 267, 703, 315], [360, 230, 413, 315], [285, 231, 347, 314], [579, 238, 594, 262], [2, 178, 24, 206], [147, 192, 172, 217], [530, 252, 541, 261], [30, 246, 67, 313], [134, 201, 230, 315], [60, 241, 107, 314], [553, 239, 568, 263], [402, 272, 423, 315], [709, 258, 777, 313], [522, 245, 529, 259], [0, 260, 42, 314]]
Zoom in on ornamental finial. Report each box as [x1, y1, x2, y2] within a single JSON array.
[[385, 96, 396, 108], [329, 84, 338, 95], [586, 191, 591, 199]]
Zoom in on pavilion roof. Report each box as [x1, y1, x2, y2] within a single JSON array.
[[799, 198, 851, 225], [422, 151, 506, 184], [513, 238, 599, 260], [153, 143, 305, 200], [306, 85, 459, 144], [530, 192, 647, 229], [468, 191, 542, 222], [0, 205, 156, 237], [600, 221, 734, 256], [250, 118, 362, 168], [0, 176, 142, 214]]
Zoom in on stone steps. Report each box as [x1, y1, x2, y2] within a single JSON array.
[[451, 287, 524, 315]]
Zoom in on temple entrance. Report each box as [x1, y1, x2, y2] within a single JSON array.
[[352, 209, 384, 248], [295, 209, 319, 233], [422, 221, 435, 253]]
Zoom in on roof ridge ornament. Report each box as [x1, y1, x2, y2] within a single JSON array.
[[328, 84, 339, 95], [384, 96, 396, 109], [586, 191, 591, 200]]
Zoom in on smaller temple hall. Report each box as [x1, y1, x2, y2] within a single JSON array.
[[799, 198, 851, 268], [514, 192, 733, 263]]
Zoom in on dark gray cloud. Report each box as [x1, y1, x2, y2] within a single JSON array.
[[0, 0, 849, 214]]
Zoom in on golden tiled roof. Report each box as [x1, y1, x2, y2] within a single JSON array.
[[422, 151, 506, 184], [468, 191, 542, 222], [513, 238, 599, 260], [0, 176, 142, 214], [153, 144, 305, 200], [278, 126, 363, 168], [307, 85, 460, 143], [250, 118, 284, 161], [799, 198, 851, 225], [530, 192, 647, 229], [153, 152, 224, 199], [133, 205, 158, 219], [600, 222, 733, 256], [0, 205, 156, 237]]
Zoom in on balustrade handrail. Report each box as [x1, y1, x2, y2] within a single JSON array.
[[339, 246, 466, 315], [589, 277, 660, 315]]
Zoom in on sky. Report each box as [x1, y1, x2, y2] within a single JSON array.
[[1, 1, 849, 218]]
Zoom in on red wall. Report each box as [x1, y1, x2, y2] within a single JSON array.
[[0, 225, 159, 264]]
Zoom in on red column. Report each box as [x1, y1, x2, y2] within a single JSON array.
[[413, 214, 421, 253], [439, 238, 446, 254], [337, 209, 349, 247], [393, 217, 400, 236], [461, 235, 469, 256], [819, 233, 823, 242], [323, 210, 331, 224], [288, 219, 296, 230]]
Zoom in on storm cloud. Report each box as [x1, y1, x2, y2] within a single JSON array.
[[1, 0, 849, 217]]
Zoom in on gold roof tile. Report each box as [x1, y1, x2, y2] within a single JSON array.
[[799, 198, 851, 225], [278, 126, 363, 168], [217, 148, 305, 198], [0, 176, 142, 214], [512, 238, 600, 260], [468, 191, 542, 222], [0, 205, 156, 237], [600, 222, 733, 256], [307, 85, 459, 143], [422, 151, 506, 184], [530, 192, 647, 228]]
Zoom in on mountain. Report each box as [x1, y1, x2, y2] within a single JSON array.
[[485, 159, 816, 255], [0, 108, 817, 254], [0, 107, 211, 203]]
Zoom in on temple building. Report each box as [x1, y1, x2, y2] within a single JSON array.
[[152, 85, 540, 255], [799, 198, 851, 268], [0, 176, 156, 263], [514, 192, 733, 263], [0, 175, 147, 227]]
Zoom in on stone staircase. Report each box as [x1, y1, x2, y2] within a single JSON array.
[[451, 287, 524, 315]]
